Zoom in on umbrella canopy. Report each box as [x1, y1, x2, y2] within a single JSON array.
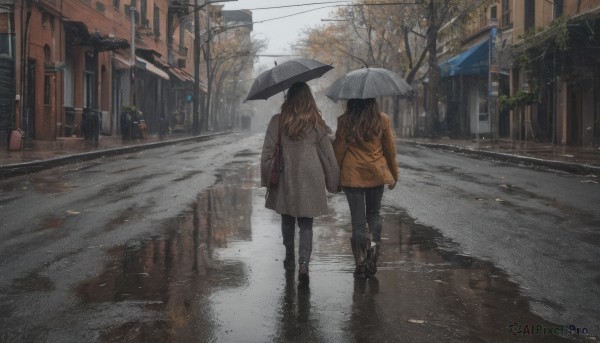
[[325, 68, 412, 103], [245, 58, 333, 102]]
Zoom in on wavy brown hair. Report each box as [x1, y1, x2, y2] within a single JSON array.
[[280, 82, 330, 139], [336, 98, 382, 144]]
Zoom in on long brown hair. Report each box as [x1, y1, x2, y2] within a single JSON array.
[[337, 98, 382, 144], [280, 82, 330, 139]]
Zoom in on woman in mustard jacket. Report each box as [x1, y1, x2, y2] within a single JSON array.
[[333, 98, 398, 279]]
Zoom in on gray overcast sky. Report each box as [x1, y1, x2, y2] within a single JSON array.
[[222, 1, 339, 67]]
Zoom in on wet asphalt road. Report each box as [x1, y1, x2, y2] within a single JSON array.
[[0, 132, 598, 342]]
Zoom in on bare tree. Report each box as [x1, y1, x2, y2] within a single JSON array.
[[297, 0, 493, 136], [209, 34, 266, 130]]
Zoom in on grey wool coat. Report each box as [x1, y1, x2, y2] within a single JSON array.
[[261, 114, 340, 218]]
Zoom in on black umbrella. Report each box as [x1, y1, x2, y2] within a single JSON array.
[[325, 68, 412, 103], [244, 58, 334, 102]]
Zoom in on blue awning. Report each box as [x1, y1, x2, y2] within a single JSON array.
[[439, 40, 489, 78]]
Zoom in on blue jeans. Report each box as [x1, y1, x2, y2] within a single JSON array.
[[343, 186, 384, 243], [281, 214, 313, 265]]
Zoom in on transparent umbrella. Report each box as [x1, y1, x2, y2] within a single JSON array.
[[325, 68, 412, 103]]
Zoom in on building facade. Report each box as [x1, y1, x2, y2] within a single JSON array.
[[0, 0, 228, 146], [436, 0, 599, 145], [511, 0, 600, 146]]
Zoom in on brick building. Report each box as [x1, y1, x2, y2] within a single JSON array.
[[0, 0, 217, 145]]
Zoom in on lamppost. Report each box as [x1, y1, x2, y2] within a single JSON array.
[[129, 5, 136, 106], [192, 0, 237, 134]]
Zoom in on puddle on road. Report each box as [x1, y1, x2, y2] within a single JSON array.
[[71, 163, 579, 342], [12, 271, 55, 292]]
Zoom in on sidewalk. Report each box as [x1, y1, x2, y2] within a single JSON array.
[[401, 137, 600, 176], [1, 134, 600, 178], [0, 133, 221, 179]]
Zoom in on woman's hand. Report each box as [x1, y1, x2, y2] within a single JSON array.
[[388, 181, 397, 190]]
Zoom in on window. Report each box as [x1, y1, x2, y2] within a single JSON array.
[[84, 72, 94, 108], [524, 0, 535, 31], [140, 0, 147, 26], [42, 13, 55, 31], [179, 19, 187, 50], [96, 2, 105, 13], [153, 5, 160, 37], [501, 0, 511, 28], [113, 0, 120, 10], [554, 0, 563, 19], [44, 75, 51, 105], [490, 6, 497, 20], [44, 45, 51, 63]]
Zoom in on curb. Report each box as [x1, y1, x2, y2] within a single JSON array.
[[400, 140, 600, 177], [0, 132, 226, 179]]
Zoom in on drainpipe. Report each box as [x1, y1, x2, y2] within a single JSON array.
[[6, 7, 12, 58], [130, 5, 136, 106], [21, 0, 32, 134], [552, 50, 557, 144]]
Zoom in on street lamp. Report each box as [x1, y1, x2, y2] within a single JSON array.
[[129, 6, 136, 106], [192, 0, 237, 134]]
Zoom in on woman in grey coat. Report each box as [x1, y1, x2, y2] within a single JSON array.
[[260, 82, 339, 283]]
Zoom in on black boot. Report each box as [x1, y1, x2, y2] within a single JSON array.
[[366, 240, 379, 276], [283, 244, 295, 271], [298, 262, 309, 283], [372, 241, 381, 265], [351, 238, 368, 279]]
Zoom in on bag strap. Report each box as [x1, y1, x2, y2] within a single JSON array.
[[277, 114, 282, 146]]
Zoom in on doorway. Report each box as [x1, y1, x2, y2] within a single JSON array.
[[25, 60, 36, 138], [567, 86, 582, 145]]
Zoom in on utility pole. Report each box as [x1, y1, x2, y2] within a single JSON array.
[[205, 1, 212, 131], [488, 25, 499, 141], [130, 5, 136, 106], [191, 0, 236, 134], [193, 0, 201, 134]]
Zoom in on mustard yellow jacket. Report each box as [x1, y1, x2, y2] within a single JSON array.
[[332, 112, 399, 188]]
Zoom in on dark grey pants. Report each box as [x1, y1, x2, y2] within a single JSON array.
[[343, 186, 384, 243], [281, 214, 313, 265]]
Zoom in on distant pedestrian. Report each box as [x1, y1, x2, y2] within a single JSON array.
[[333, 98, 398, 279], [260, 82, 339, 283]]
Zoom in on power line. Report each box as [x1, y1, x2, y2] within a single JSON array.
[[245, 1, 349, 10], [245, 1, 421, 11], [254, 6, 334, 23], [251, 2, 421, 24]]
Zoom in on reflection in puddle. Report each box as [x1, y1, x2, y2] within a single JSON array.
[[74, 164, 256, 341], [345, 208, 572, 342], [72, 163, 576, 342]]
